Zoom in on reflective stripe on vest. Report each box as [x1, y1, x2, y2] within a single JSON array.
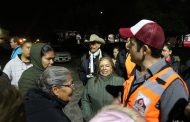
[[143, 68, 176, 96], [123, 67, 189, 122]]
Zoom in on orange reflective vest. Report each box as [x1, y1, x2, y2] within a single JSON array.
[[125, 54, 136, 79], [122, 67, 189, 122]]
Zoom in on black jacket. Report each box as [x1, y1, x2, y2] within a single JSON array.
[[115, 49, 128, 80], [24, 89, 71, 122], [78, 51, 108, 85], [0, 70, 10, 84], [167, 56, 181, 74]]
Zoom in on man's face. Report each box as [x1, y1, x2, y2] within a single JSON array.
[[9, 38, 17, 49], [89, 42, 101, 53], [129, 38, 144, 65], [162, 46, 171, 58], [22, 42, 32, 58], [41, 51, 55, 69]]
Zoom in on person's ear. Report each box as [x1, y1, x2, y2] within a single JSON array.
[[143, 45, 151, 55], [51, 85, 59, 96]]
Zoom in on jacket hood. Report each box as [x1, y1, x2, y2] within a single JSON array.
[[30, 43, 45, 71]]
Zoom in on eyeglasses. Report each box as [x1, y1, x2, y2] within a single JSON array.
[[57, 83, 74, 89]]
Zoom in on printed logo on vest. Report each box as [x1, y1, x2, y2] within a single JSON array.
[[133, 92, 151, 116]]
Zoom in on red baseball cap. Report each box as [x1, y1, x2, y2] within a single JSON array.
[[119, 19, 165, 49]]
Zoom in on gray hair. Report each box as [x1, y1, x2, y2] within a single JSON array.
[[37, 66, 71, 93]]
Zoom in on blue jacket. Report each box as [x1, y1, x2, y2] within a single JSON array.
[[11, 46, 21, 59]]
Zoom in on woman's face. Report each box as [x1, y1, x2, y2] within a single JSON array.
[[162, 46, 172, 58], [41, 51, 55, 68], [52, 74, 74, 102], [99, 59, 113, 76], [113, 48, 119, 59]]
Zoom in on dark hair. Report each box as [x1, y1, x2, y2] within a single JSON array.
[[164, 42, 172, 51], [0, 83, 25, 122], [41, 44, 54, 57], [135, 38, 162, 58], [149, 46, 162, 58], [113, 46, 119, 49], [95, 56, 115, 83], [113, 46, 120, 51], [21, 40, 32, 48], [10, 36, 19, 43]]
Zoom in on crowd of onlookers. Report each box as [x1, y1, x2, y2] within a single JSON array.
[[1, 19, 190, 122]]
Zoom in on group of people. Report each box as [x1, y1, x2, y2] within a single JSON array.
[[0, 19, 190, 122], [78, 19, 190, 122], [0, 33, 74, 122]]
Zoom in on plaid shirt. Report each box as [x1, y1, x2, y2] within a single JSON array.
[[3, 55, 32, 87]]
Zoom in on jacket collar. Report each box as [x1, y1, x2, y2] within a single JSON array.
[[135, 59, 168, 84], [13, 45, 21, 51], [27, 89, 68, 109]]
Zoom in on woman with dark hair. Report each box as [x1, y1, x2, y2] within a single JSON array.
[[162, 43, 181, 73], [112, 46, 119, 65], [24, 66, 73, 122], [18, 43, 55, 95], [81, 56, 124, 121]]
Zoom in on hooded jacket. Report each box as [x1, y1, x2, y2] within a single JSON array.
[[24, 89, 71, 122], [18, 43, 46, 95]]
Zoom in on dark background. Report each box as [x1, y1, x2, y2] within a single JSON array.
[[0, 0, 190, 40]]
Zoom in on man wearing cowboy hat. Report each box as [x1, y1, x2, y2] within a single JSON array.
[[78, 34, 107, 85]]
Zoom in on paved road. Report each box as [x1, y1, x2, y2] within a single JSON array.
[[54, 54, 84, 122]]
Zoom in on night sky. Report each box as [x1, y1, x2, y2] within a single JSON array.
[[1, 0, 190, 39]]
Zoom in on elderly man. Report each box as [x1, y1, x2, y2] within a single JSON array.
[[78, 34, 107, 85], [119, 19, 189, 122]]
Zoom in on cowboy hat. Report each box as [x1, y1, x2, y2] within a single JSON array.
[[87, 34, 105, 44]]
